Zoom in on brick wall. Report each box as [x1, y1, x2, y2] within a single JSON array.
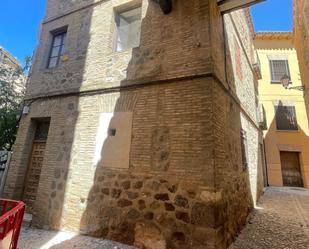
[[212, 9, 264, 244], [27, 0, 212, 98]]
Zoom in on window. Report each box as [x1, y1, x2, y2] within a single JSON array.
[[34, 120, 50, 141], [240, 129, 248, 171], [269, 59, 291, 83], [48, 30, 67, 68], [114, 7, 142, 52], [275, 104, 298, 131]]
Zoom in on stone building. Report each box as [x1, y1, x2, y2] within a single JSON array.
[[0, 47, 25, 100], [3, 0, 265, 248], [0, 47, 21, 70], [255, 32, 309, 189]]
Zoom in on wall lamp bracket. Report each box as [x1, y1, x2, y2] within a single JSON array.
[[284, 86, 306, 91], [152, 0, 173, 14], [281, 75, 306, 91]]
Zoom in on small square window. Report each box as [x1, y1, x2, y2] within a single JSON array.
[[109, 128, 117, 136], [114, 7, 142, 52], [47, 30, 67, 68]]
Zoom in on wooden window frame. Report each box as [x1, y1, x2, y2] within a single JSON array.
[[47, 27, 68, 69]]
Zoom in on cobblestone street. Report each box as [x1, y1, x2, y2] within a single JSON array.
[[19, 228, 136, 249], [18, 187, 309, 249], [230, 187, 309, 249]]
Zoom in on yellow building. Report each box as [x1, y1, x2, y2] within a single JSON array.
[[254, 32, 309, 188]]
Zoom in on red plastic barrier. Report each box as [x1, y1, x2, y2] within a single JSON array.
[[0, 199, 25, 249]]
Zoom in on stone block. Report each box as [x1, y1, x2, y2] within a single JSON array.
[[134, 222, 166, 249]]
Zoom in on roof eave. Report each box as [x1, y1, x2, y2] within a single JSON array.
[[217, 0, 266, 14]]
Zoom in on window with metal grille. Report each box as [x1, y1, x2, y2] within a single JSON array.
[[269, 59, 291, 83], [275, 104, 298, 131], [114, 7, 142, 52], [48, 30, 67, 68]]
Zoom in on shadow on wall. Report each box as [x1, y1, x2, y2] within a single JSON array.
[[46, 3, 263, 249], [264, 100, 308, 188], [38, 0, 96, 230], [216, 13, 256, 245], [76, 5, 257, 249], [9, 0, 97, 232]]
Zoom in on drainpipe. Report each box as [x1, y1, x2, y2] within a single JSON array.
[[263, 140, 269, 187]]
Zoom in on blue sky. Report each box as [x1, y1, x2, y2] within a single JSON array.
[[251, 0, 293, 32], [0, 0, 292, 64], [0, 1, 47, 65]]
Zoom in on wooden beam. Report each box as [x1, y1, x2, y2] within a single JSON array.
[[218, 0, 266, 13]]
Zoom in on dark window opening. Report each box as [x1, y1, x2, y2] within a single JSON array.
[[109, 128, 117, 136], [34, 120, 50, 141], [275, 103, 298, 131]]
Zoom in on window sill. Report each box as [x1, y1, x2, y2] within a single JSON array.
[[43, 61, 67, 72], [276, 129, 299, 133], [43, 66, 60, 73], [113, 46, 140, 54], [271, 81, 293, 84]]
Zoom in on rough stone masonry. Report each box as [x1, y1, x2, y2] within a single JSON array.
[[3, 0, 265, 248]]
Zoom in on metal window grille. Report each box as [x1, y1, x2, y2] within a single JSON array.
[[48, 31, 66, 68], [275, 105, 298, 131], [269, 60, 291, 83]]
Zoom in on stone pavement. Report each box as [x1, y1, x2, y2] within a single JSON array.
[[229, 187, 309, 249], [18, 228, 136, 249]]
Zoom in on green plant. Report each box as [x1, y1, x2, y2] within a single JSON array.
[[0, 56, 30, 150]]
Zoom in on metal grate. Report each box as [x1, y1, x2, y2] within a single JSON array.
[[269, 60, 291, 83], [275, 105, 298, 131]]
